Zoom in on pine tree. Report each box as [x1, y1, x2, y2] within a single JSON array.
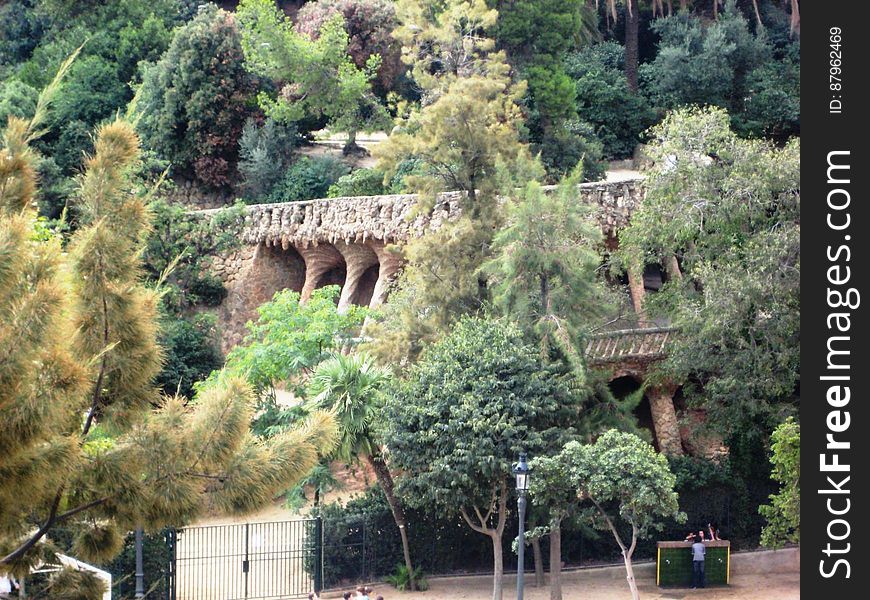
[[1, 65, 337, 577]]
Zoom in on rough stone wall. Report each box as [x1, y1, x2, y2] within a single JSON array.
[[205, 178, 644, 352]]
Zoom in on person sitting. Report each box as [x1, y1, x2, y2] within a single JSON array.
[[708, 521, 723, 541], [343, 593, 352, 600]]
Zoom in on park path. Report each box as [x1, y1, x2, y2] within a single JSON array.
[[345, 571, 799, 600]]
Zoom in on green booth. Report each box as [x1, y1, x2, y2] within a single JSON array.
[[656, 540, 730, 587]]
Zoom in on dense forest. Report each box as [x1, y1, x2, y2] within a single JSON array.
[[1, 2, 799, 599]]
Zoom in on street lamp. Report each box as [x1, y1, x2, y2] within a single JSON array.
[[512, 454, 531, 600]]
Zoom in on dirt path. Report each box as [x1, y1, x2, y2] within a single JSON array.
[[342, 571, 799, 600]]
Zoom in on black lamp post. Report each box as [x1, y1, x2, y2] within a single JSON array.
[[134, 527, 145, 599], [512, 453, 531, 600]]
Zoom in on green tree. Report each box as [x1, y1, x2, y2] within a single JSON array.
[[368, 51, 531, 363], [759, 417, 799, 548], [383, 317, 579, 600], [564, 41, 655, 158], [222, 286, 367, 398], [306, 352, 419, 590], [137, 5, 259, 189], [237, 117, 298, 202], [237, 0, 390, 153], [527, 454, 583, 600], [392, 0, 501, 100], [557, 430, 685, 600], [484, 165, 610, 371], [0, 75, 336, 575], [617, 106, 800, 444], [295, 0, 403, 95]]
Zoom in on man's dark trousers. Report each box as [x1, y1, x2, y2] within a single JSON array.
[[692, 559, 706, 588]]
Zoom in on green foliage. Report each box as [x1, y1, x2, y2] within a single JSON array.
[[137, 5, 259, 188], [640, 1, 799, 140], [142, 197, 245, 313], [237, 0, 390, 144], [223, 286, 366, 396], [760, 418, 799, 548], [485, 165, 609, 371], [155, 313, 224, 400], [238, 117, 298, 202], [295, 0, 403, 94], [385, 564, 429, 591], [305, 352, 390, 462], [565, 41, 655, 158], [384, 316, 578, 513], [267, 156, 350, 203], [561, 430, 685, 543], [619, 106, 800, 439], [0, 80, 38, 124], [327, 167, 386, 197], [39, 566, 108, 600], [535, 118, 606, 182]]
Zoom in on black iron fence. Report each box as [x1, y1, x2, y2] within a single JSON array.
[[165, 519, 322, 600]]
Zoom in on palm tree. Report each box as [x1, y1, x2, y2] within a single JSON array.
[[306, 352, 418, 590]]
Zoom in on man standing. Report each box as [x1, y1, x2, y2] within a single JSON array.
[[691, 534, 706, 589]]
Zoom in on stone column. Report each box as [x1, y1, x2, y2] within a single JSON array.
[[298, 244, 344, 303], [665, 254, 683, 282], [627, 263, 646, 316], [335, 242, 379, 313], [647, 384, 683, 456], [369, 242, 404, 309]]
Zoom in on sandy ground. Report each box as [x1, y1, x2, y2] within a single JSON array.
[[336, 571, 799, 600]]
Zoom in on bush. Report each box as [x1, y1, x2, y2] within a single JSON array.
[[0, 79, 38, 123], [268, 156, 351, 203], [155, 313, 224, 400], [327, 167, 386, 197], [238, 117, 299, 201], [536, 119, 606, 182], [565, 42, 656, 159], [137, 5, 259, 189], [295, 0, 403, 95]]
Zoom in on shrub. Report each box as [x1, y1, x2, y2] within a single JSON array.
[[536, 119, 606, 182], [565, 42, 656, 159], [268, 156, 350, 203], [238, 117, 298, 201], [0, 79, 38, 123], [155, 313, 224, 400], [294, 0, 402, 95], [327, 167, 386, 197], [137, 5, 259, 189]]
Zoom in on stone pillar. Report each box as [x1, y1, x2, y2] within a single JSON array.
[[665, 254, 683, 282], [298, 244, 344, 303], [369, 242, 404, 308], [335, 242, 379, 313], [647, 384, 683, 456], [627, 263, 646, 316]]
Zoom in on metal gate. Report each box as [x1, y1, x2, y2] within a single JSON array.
[[166, 519, 322, 600]]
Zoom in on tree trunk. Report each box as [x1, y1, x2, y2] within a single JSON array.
[[532, 537, 545, 587], [627, 262, 646, 318], [367, 454, 417, 591], [623, 553, 640, 600], [491, 532, 504, 600], [549, 522, 563, 600], [624, 0, 640, 92]]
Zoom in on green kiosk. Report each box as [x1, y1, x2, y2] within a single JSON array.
[[656, 540, 731, 587]]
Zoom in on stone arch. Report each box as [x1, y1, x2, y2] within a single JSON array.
[[298, 243, 346, 303]]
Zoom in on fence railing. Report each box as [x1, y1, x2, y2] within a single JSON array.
[[585, 327, 677, 364]]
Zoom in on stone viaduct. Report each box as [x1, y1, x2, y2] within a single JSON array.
[[204, 177, 717, 457]]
